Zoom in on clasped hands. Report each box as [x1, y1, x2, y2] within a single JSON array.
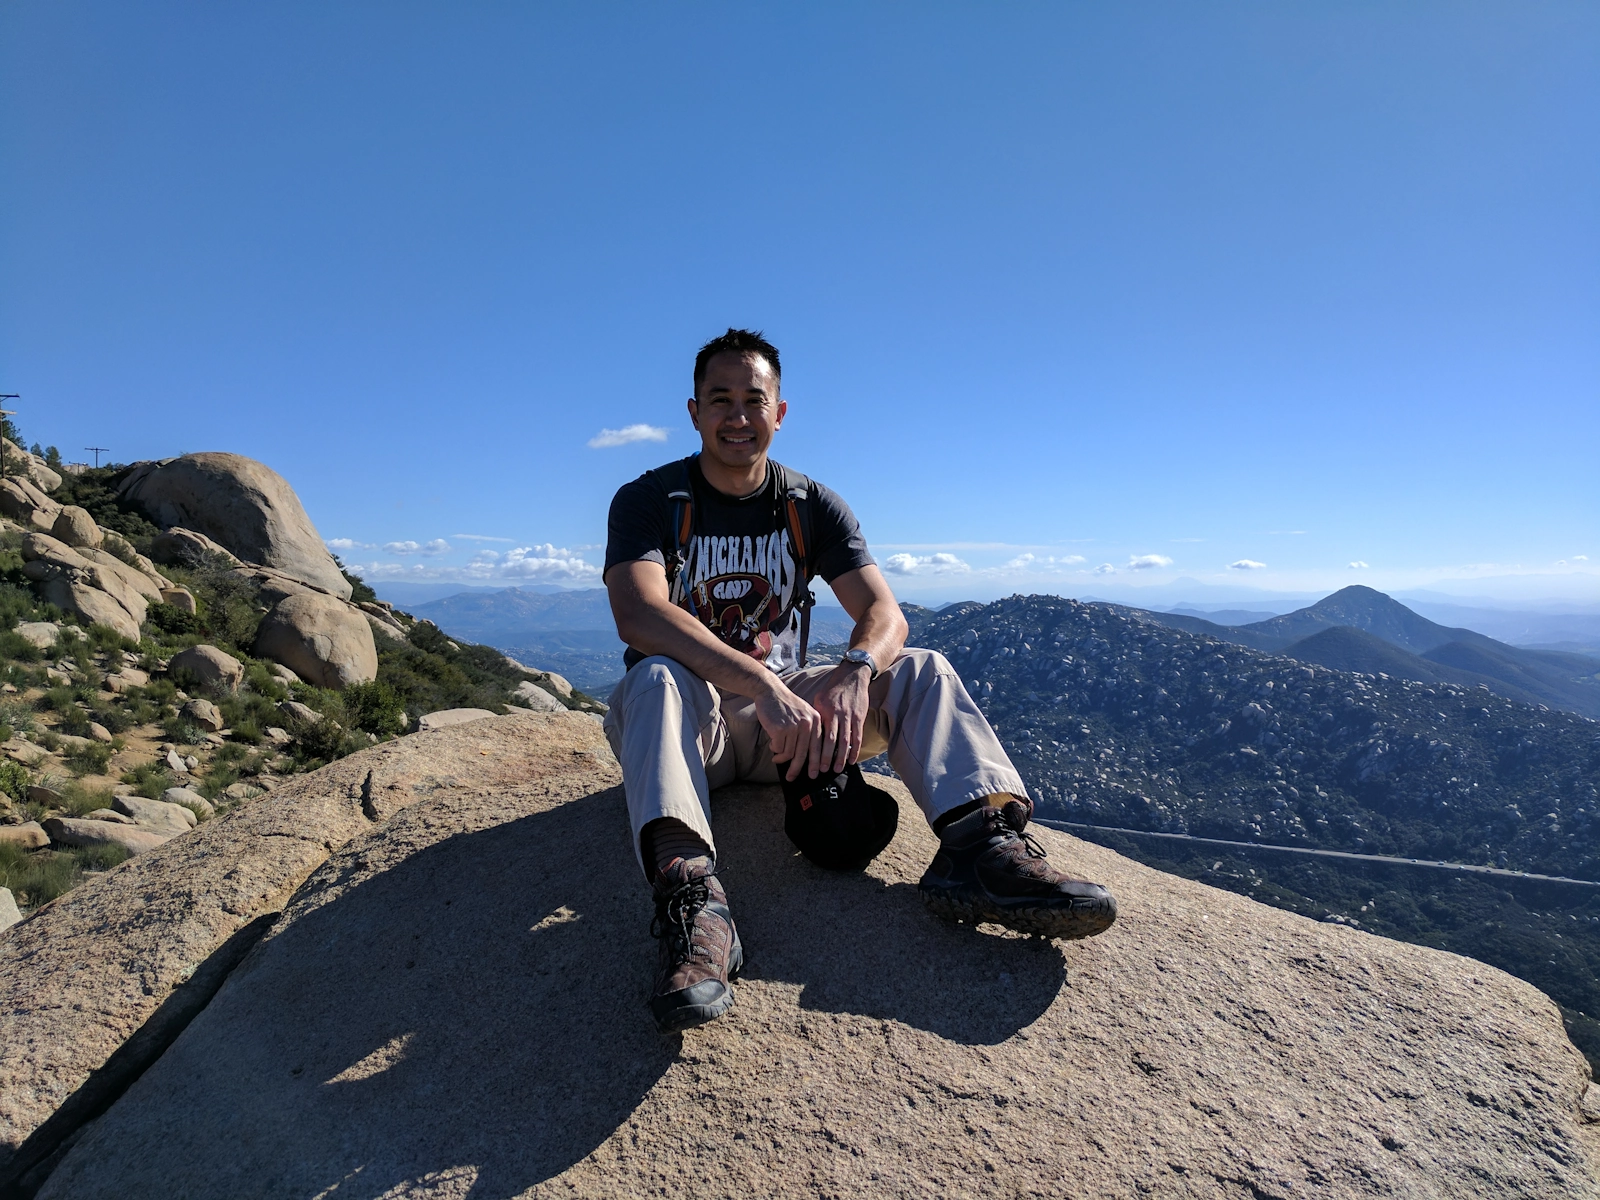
[[755, 663, 871, 782]]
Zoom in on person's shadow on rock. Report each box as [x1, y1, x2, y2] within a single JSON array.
[[708, 783, 1067, 1045], [103, 783, 1067, 1200]]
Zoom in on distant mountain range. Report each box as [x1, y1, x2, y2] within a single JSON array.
[[1133, 586, 1600, 719], [403, 586, 857, 696]]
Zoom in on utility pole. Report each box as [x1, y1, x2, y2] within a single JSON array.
[[0, 396, 17, 483], [85, 447, 109, 468]]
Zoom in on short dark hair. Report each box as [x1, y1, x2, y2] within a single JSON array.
[[693, 328, 781, 393]]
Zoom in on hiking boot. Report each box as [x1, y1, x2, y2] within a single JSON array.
[[919, 799, 1117, 940], [648, 856, 743, 1033]]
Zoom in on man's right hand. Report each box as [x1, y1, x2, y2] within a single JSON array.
[[754, 679, 823, 782]]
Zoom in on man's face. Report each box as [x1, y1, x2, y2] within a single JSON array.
[[689, 351, 786, 473]]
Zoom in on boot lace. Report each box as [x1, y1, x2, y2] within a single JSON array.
[[651, 871, 720, 961], [999, 806, 1048, 860]]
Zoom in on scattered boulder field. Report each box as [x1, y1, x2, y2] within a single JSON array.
[[0, 447, 601, 924]]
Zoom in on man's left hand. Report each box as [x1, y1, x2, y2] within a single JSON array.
[[808, 662, 872, 776]]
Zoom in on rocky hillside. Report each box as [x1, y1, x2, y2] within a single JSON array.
[[0, 443, 600, 927], [1, 712, 1595, 1197], [1144, 585, 1600, 718], [900, 595, 1600, 879]]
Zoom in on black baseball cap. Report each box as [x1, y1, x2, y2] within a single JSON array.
[[781, 762, 899, 870]]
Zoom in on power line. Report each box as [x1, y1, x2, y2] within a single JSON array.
[[85, 447, 109, 468], [0, 396, 17, 483]]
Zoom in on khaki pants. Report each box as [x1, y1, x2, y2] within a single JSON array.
[[604, 648, 1027, 875]]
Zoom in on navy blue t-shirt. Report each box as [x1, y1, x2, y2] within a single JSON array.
[[605, 456, 873, 673]]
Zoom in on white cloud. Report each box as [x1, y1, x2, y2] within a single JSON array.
[[1228, 559, 1267, 571], [451, 533, 515, 543], [999, 552, 1087, 571], [1093, 563, 1117, 575], [382, 539, 452, 556], [465, 543, 602, 584], [346, 542, 600, 585], [884, 552, 971, 576], [346, 561, 452, 580], [1348, 561, 1369, 569], [326, 538, 375, 552], [1576, 555, 1590, 562], [588, 424, 669, 449], [1127, 554, 1173, 571]]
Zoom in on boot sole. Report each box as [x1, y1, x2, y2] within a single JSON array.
[[919, 883, 1117, 941], [651, 939, 744, 1034]]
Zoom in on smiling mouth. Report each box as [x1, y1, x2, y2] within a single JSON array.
[[721, 434, 755, 445]]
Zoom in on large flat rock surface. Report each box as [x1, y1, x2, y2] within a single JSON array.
[[36, 747, 1600, 1196], [0, 712, 614, 1179]]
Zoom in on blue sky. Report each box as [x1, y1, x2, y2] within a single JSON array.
[[3, 3, 1596, 608]]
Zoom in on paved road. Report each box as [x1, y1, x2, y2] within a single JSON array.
[[1033, 818, 1600, 888]]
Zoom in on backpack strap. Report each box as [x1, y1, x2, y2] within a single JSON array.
[[773, 462, 816, 668], [649, 456, 697, 607]]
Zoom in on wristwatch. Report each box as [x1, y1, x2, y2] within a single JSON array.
[[842, 648, 880, 679]]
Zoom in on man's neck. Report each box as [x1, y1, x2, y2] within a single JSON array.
[[697, 453, 769, 499]]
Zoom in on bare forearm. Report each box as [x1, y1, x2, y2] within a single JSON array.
[[850, 599, 908, 669], [616, 596, 779, 700]]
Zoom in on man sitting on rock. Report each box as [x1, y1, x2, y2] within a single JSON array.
[[604, 328, 1116, 1033]]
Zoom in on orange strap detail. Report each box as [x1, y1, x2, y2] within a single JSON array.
[[784, 496, 807, 561]]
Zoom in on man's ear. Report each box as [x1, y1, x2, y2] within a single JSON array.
[[686, 396, 699, 430], [772, 397, 787, 431]]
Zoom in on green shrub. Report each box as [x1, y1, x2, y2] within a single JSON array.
[[88, 702, 131, 735], [198, 760, 239, 800], [134, 678, 177, 706], [343, 679, 407, 737], [121, 760, 176, 799], [85, 623, 135, 653], [36, 730, 61, 753], [38, 686, 78, 714], [290, 713, 365, 768], [0, 758, 29, 802], [64, 742, 113, 776], [162, 716, 204, 746], [218, 689, 279, 732], [0, 581, 49, 629], [188, 563, 262, 650], [0, 698, 32, 734], [0, 844, 80, 909], [243, 661, 288, 702], [0, 631, 42, 663], [55, 706, 94, 738], [144, 601, 201, 638], [74, 842, 131, 872], [45, 464, 159, 542], [59, 780, 113, 816]]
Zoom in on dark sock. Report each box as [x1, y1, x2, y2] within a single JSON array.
[[932, 800, 984, 836], [641, 818, 713, 881]]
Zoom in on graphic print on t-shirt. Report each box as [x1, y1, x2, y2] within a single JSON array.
[[673, 530, 800, 665]]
